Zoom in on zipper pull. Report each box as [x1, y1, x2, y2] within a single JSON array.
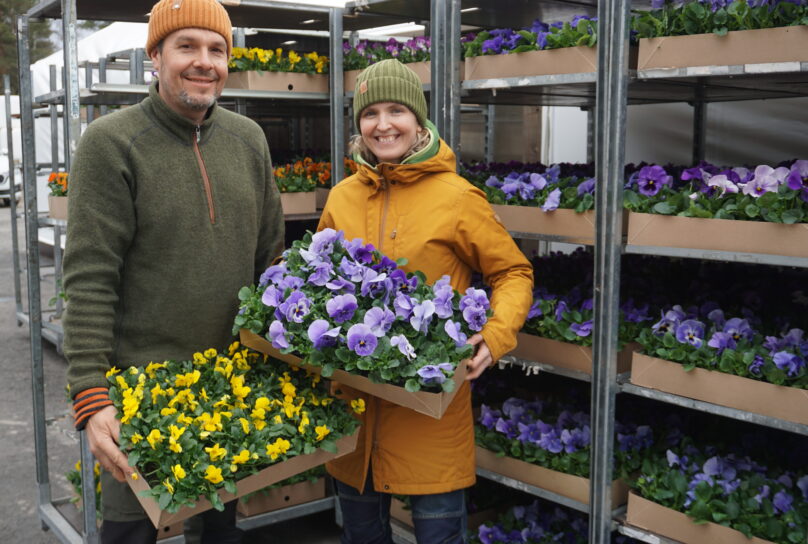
[[195, 125, 201, 144], [390, 229, 397, 239]]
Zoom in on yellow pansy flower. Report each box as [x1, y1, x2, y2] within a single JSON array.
[[164, 479, 175, 494], [315, 425, 330, 441], [199, 388, 209, 401], [193, 352, 207, 365], [120, 387, 143, 423], [205, 443, 227, 462], [161, 407, 177, 417], [115, 376, 129, 390], [174, 370, 201, 387], [172, 464, 186, 480], [351, 398, 366, 414], [228, 341, 240, 355], [266, 438, 291, 460], [298, 412, 310, 434], [177, 413, 194, 426], [232, 450, 250, 465], [273, 415, 283, 424], [239, 418, 251, 435], [281, 382, 296, 400], [205, 465, 223, 484], [130, 433, 143, 444], [321, 397, 334, 407], [204, 348, 217, 359], [129, 367, 139, 375], [146, 429, 164, 449], [105, 367, 120, 378]]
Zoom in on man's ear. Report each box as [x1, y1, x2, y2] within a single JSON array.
[[148, 49, 161, 71]]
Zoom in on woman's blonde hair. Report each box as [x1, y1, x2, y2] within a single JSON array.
[[349, 123, 431, 166]]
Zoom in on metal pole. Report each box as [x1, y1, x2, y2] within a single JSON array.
[[50, 66, 60, 172], [61, 0, 81, 170], [329, 7, 344, 185], [590, 0, 631, 539], [132, 48, 146, 84], [80, 432, 100, 542], [692, 80, 706, 165], [430, 0, 461, 152], [484, 104, 495, 164], [233, 28, 247, 116], [18, 12, 52, 510], [98, 58, 108, 117], [4, 75, 24, 321], [586, 108, 594, 164], [85, 61, 94, 125]]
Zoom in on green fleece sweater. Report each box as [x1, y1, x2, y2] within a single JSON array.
[[64, 81, 284, 423]]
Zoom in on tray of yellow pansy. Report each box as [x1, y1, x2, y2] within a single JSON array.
[[108, 343, 361, 528]]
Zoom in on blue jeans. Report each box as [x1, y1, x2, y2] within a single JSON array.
[[335, 471, 467, 544]]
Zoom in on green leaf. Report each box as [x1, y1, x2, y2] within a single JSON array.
[[744, 203, 760, 218], [158, 491, 173, 510], [321, 363, 335, 377], [781, 208, 804, 224], [652, 201, 676, 215], [405, 379, 420, 392], [224, 480, 237, 494], [238, 286, 252, 301]]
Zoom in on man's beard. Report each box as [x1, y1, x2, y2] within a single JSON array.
[[178, 89, 217, 111]]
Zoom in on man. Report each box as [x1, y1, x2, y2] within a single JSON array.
[[63, 0, 284, 541]]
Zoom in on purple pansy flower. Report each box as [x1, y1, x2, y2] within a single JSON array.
[[742, 165, 782, 197], [675, 319, 705, 348], [259, 262, 287, 286], [773, 491, 793, 514], [307, 261, 333, 286], [279, 291, 312, 323], [343, 238, 374, 264], [462, 305, 487, 332], [390, 334, 416, 360], [444, 319, 468, 348], [326, 294, 358, 323], [268, 320, 289, 349], [636, 165, 672, 196], [773, 351, 804, 377], [577, 177, 596, 196], [364, 306, 395, 337], [541, 188, 562, 211], [346, 323, 377, 356], [432, 275, 455, 318], [278, 275, 304, 291], [724, 318, 753, 342], [748, 355, 765, 375], [410, 300, 436, 333], [261, 285, 283, 308], [417, 362, 454, 385], [570, 320, 593, 337], [325, 275, 356, 293], [307, 319, 341, 349]]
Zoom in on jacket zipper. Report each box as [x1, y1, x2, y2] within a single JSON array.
[[378, 177, 391, 252], [193, 126, 216, 224]]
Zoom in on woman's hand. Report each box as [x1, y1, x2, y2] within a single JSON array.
[[465, 334, 493, 380]]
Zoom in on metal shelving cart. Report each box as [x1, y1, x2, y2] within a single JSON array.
[[336, 2, 808, 544], [12, 0, 397, 541]]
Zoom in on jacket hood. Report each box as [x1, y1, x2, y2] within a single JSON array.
[[353, 127, 458, 191]]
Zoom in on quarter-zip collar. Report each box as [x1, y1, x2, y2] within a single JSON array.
[[143, 79, 219, 144], [353, 121, 456, 193]]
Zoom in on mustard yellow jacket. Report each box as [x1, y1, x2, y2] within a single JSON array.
[[318, 139, 533, 495]]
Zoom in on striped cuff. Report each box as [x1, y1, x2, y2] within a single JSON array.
[[73, 387, 113, 430]]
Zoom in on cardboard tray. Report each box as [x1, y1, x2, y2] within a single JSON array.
[[627, 212, 808, 258], [464, 47, 597, 80], [491, 206, 599, 243], [344, 61, 436, 92], [280, 191, 317, 215], [475, 446, 629, 506], [237, 477, 327, 517], [315, 187, 330, 210], [630, 352, 808, 426], [226, 71, 328, 93], [511, 333, 635, 374], [48, 195, 68, 220], [638, 26, 808, 71], [127, 430, 358, 529], [240, 329, 466, 420], [626, 492, 775, 544]]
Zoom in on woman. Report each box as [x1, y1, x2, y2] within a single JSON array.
[[318, 59, 533, 543]]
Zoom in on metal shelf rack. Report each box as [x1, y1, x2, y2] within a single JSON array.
[[12, 1, 351, 542], [335, 1, 808, 543]]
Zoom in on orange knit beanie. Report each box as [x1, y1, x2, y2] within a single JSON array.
[[146, 0, 232, 55]]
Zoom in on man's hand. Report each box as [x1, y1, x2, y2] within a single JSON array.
[[465, 334, 493, 380], [85, 405, 132, 482]]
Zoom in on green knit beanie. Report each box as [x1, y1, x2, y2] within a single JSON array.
[[353, 59, 428, 129]]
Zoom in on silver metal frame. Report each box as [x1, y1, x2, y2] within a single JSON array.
[[4, 75, 24, 323]]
